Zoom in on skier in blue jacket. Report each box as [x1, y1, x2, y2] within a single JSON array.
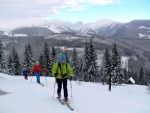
[[23, 69, 29, 80]]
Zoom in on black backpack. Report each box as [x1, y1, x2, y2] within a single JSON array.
[[57, 62, 68, 71]]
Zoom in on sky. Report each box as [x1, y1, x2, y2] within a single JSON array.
[[0, 0, 150, 28]]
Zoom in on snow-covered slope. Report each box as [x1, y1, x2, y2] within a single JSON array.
[[12, 19, 75, 34], [79, 19, 124, 37], [39, 21, 75, 33], [0, 73, 150, 113], [113, 20, 150, 39]]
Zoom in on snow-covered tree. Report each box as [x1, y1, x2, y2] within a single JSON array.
[[145, 70, 149, 85], [103, 48, 112, 82], [27, 43, 35, 70], [64, 50, 70, 63], [13, 52, 22, 75], [0, 40, 6, 73], [103, 48, 112, 91], [83, 42, 90, 82], [139, 67, 144, 85], [51, 46, 56, 64], [71, 48, 79, 80], [23, 44, 34, 72], [123, 68, 128, 83], [39, 54, 44, 66], [79, 58, 84, 81], [111, 43, 124, 84], [11, 47, 22, 75], [7, 55, 13, 75], [43, 42, 52, 75], [84, 38, 99, 82]]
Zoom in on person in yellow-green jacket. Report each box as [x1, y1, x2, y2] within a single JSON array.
[[52, 55, 73, 103]]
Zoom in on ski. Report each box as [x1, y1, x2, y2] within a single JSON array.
[[56, 97, 65, 105], [62, 99, 74, 111], [39, 83, 44, 87]]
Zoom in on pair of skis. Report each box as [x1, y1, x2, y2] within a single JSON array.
[[39, 83, 74, 110], [56, 97, 74, 111]]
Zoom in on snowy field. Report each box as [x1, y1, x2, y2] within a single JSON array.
[[0, 73, 150, 113]]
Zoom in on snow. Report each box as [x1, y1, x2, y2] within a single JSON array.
[[121, 56, 129, 71], [80, 19, 118, 34], [46, 34, 79, 40], [0, 73, 150, 113], [138, 33, 150, 39], [139, 26, 150, 30], [13, 34, 28, 37]]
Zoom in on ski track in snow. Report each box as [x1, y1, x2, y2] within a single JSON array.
[[0, 73, 150, 113]]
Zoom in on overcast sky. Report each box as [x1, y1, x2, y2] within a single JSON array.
[[0, 0, 150, 28]]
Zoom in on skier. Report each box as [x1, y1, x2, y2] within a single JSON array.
[[52, 55, 73, 103], [32, 61, 43, 83], [23, 68, 29, 80]]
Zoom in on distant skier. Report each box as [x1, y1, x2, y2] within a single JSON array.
[[23, 68, 29, 80], [102, 79, 105, 85], [52, 55, 73, 103], [32, 61, 43, 83]]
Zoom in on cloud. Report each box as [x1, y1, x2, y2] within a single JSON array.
[[0, 0, 121, 21]]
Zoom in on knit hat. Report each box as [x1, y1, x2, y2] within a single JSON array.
[[36, 60, 39, 64], [59, 55, 66, 63]]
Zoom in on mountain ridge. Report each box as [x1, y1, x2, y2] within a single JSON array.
[[0, 19, 150, 39]]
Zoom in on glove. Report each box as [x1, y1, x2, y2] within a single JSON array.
[[62, 74, 67, 78], [68, 76, 72, 81], [32, 71, 34, 75], [54, 73, 58, 77]]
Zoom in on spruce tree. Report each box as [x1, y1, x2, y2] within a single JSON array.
[[27, 43, 35, 71], [39, 54, 44, 66], [64, 50, 70, 63], [123, 68, 128, 83], [71, 48, 79, 80], [51, 46, 56, 64], [79, 58, 84, 81], [87, 38, 99, 82], [43, 42, 52, 75], [111, 43, 124, 84], [83, 42, 90, 82], [145, 70, 149, 85], [0, 40, 6, 73], [139, 67, 144, 85], [23, 44, 34, 72], [11, 47, 22, 75], [7, 55, 13, 75], [103, 48, 112, 91], [103, 48, 111, 82], [13, 52, 22, 75]]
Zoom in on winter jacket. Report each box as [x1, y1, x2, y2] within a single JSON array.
[[52, 62, 73, 79], [23, 70, 28, 76], [32, 65, 43, 73]]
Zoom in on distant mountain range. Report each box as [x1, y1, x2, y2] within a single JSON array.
[[1, 19, 150, 72], [0, 19, 150, 39]]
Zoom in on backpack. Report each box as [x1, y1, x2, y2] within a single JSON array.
[[56, 62, 68, 76], [57, 62, 67, 71]]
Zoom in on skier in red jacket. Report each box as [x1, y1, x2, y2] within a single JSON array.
[[32, 61, 43, 83]]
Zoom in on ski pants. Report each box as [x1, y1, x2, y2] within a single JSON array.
[[35, 73, 40, 83], [24, 75, 28, 80], [56, 78, 68, 98]]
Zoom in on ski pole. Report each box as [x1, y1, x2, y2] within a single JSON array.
[[45, 76, 47, 84], [70, 80, 73, 97], [53, 78, 56, 100], [31, 76, 33, 82]]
